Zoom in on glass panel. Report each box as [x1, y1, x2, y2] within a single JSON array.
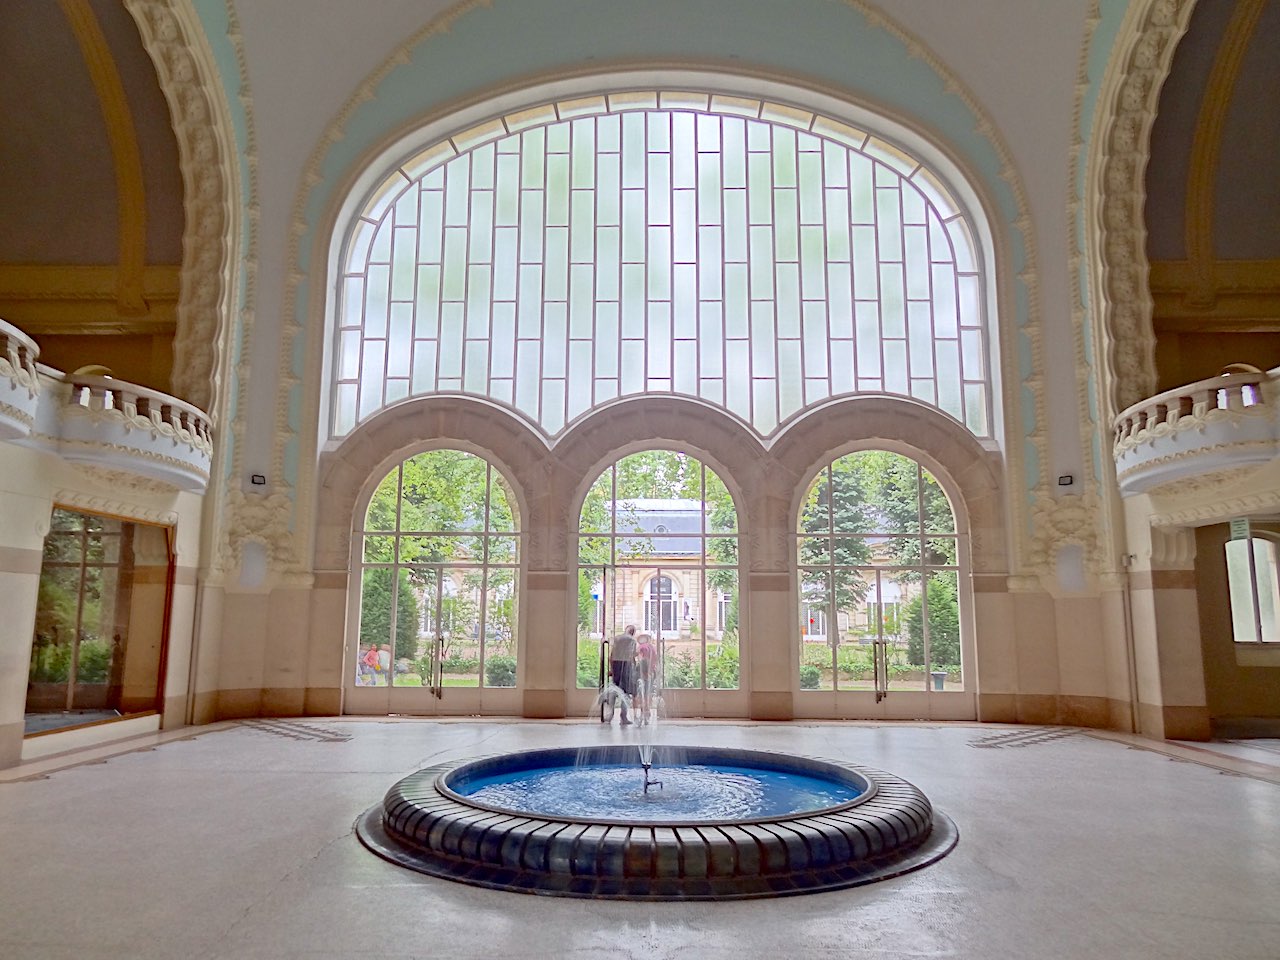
[[400, 450, 489, 531], [1226, 539, 1257, 643], [1254, 539, 1280, 642], [577, 566, 607, 688], [400, 534, 481, 564], [441, 572, 482, 687], [924, 570, 962, 690], [580, 470, 613, 534], [707, 568, 739, 689], [488, 472, 517, 531], [365, 468, 400, 531], [363, 535, 394, 563], [31, 565, 79, 688], [483, 569, 517, 687], [359, 568, 403, 685], [799, 569, 833, 691]]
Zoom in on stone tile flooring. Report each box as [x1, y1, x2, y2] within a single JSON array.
[[1, 719, 1277, 959]]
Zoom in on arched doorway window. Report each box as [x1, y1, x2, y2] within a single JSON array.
[[577, 450, 739, 708], [797, 450, 965, 713], [350, 448, 520, 714]]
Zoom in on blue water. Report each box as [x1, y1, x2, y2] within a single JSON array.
[[457, 762, 863, 823]]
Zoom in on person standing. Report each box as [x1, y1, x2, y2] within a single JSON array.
[[610, 624, 638, 725]]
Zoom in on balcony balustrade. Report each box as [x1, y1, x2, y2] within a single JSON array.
[[1, 316, 213, 493], [1112, 369, 1279, 496], [0, 318, 42, 441]]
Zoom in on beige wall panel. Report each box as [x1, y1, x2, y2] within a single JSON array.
[[1153, 589, 1209, 706], [1054, 597, 1108, 698], [217, 592, 271, 691], [306, 586, 348, 689], [972, 591, 1016, 694], [521, 578, 570, 690], [1011, 592, 1060, 694], [745, 573, 792, 694], [262, 588, 313, 692]]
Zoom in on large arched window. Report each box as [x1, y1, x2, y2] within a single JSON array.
[[333, 94, 990, 439], [578, 451, 738, 692], [797, 450, 961, 697], [356, 450, 519, 690]]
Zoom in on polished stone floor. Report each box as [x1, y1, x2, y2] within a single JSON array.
[[1, 718, 1277, 959]]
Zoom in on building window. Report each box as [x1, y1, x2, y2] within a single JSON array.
[[334, 95, 989, 440], [1226, 536, 1280, 644], [645, 576, 678, 634]]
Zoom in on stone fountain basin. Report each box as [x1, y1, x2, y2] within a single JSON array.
[[356, 745, 957, 900]]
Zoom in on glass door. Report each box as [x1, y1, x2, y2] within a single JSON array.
[[571, 451, 744, 718], [794, 451, 975, 721], [345, 450, 521, 716]]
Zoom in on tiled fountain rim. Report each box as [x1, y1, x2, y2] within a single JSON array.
[[437, 745, 879, 827], [357, 745, 957, 900]]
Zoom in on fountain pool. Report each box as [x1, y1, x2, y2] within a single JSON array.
[[356, 744, 957, 900]]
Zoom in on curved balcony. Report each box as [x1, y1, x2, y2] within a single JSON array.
[[48, 372, 213, 492], [1112, 369, 1279, 496], [0, 317, 41, 441]]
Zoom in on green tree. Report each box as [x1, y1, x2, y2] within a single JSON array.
[[360, 567, 420, 660], [798, 458, 875, 640], [904, 575, 961, 667]]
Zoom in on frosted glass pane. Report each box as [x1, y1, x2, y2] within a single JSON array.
[[412, 341, 437, 392], [851, 226, 878, 298], [570, 191, 595, 262], [749, 227, 774, 298], [936, 341, 961, 419], [876, 187, 902, 260], [359, 341, 385, 418], [391, 228, 416, 300], [468, 192, 493, 263], [961, 329, 985, 378], [594, 303, 619, 378], [830, 339, 855, 394], [493, 229, 518, 299], [567, 341, 593, 419], [753, 379, 778, 434], [855, 301, 881, 378], [697, 226, 723, 299], [908, 302, 934, 378], [880, 264, 905, 337], [673, 191, 697, 262], [725, 264, 749, 337], [964, 384, 987, 435], [439, 304, 463, 377], [542, 303, 567, 377], [647, 303, 671, 378], [800, 226, 826, 298], [339, 331, 361, 380], [774, 188, 798, 261], [335, 383, 357, 433], [647, 227, 671, 299], [932, 264, 958, 337], [1227, 540, 1260, 642], [388, 304, 412, 377], [750, 301, 776, 377], [904, 225, 929, 299], [467, 266, 491, 336], [596, 226, 620, 300], [724, 190, 748, 261], [699, 302, 724, 377], [725, 340, 751, 418], [674, 339, 697, 394], [698, 156, 722, 224], [778, 340, 803, 419], [827, 265, 852, 338], [884, 340, 908, 394], [776, 263, 800, 338], [802, 302, 829, 377], [491, 303, 515, 377], [621, 340, 645, 394], [545, 227, 569, 300], [597, 152, 620, 226], [901, 183, 926, 224], [747, 153, 773, 224], [364, 265, 389, 338]]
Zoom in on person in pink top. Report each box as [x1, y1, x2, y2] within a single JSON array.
[[634, 632, 657, 725]]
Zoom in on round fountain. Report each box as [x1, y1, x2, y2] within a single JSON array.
[[356, 730, 956, 899]]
